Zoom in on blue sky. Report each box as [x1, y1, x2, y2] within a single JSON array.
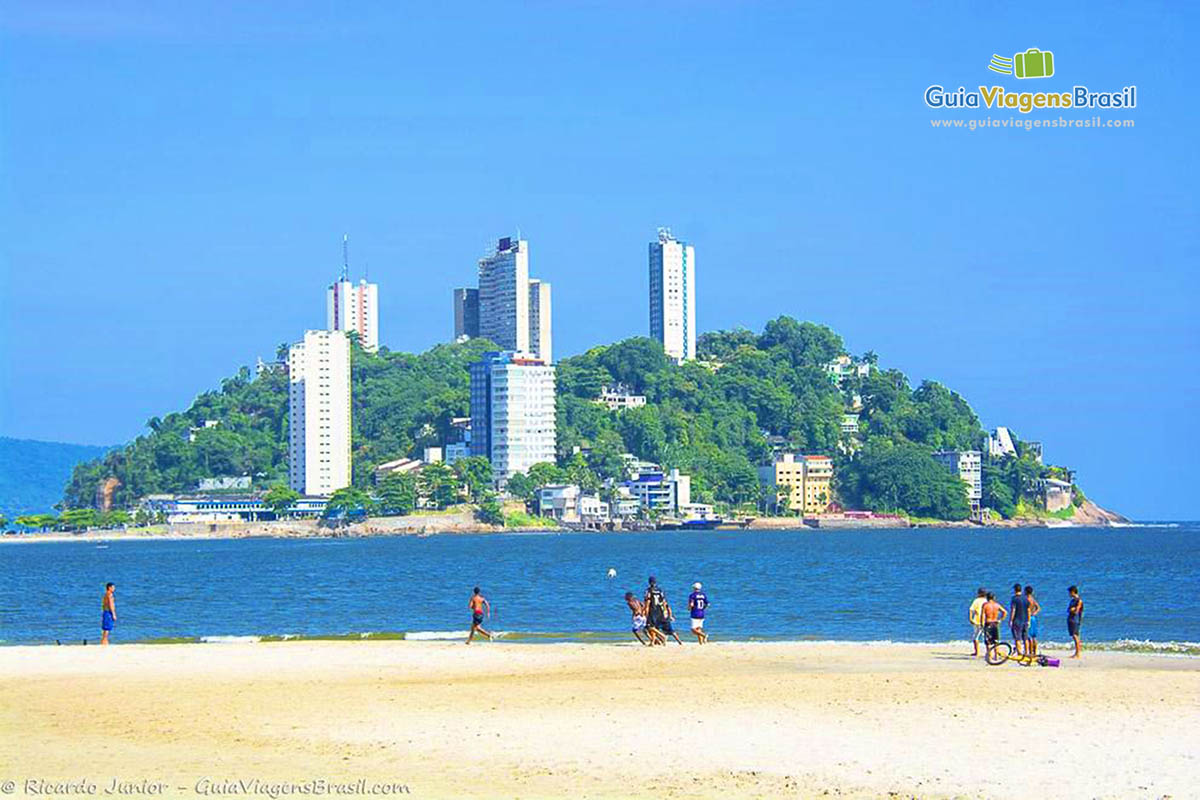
[[1, 1, 1196, 519]]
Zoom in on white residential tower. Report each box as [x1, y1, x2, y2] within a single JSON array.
[[649, 228, 696, 362], [288, 330, 352, 496]]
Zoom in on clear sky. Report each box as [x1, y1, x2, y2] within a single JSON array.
[[1, 2, 1196, 519]]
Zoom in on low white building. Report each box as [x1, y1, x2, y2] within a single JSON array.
[[596, 384, 647, 411], [987, 427, 1018, 459], [825, 355, 869, 384], [625, 468, 691, 515], [537, 484, 608, 524]]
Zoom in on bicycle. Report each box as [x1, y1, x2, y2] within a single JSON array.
[[986, 641, 1058, 667]]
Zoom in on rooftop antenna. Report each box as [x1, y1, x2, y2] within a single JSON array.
[[341, 234, 349, 281]]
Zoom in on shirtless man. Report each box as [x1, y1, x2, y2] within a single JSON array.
[[101, 582, 116, 645], [466, 586, 493, 644], [624, 592, 658, 645], [981, 591, 1007, 661]]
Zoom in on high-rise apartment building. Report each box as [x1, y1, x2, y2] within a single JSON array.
[[528, 278, 552, 363], [458, 236, 553, 362], [649, 228, 696, 362], [478, 237, 530, 353], [327, 278, 379, 352], [453, 288, 480, 340], [288, 330, 352, 497], [469, 351, 556, 486]]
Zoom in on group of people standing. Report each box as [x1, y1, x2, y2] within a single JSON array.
[[969, 584, 1085, 660], [625, 576, 709, 645]]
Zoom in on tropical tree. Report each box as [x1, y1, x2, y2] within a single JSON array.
[[60, 508, 98, 530], [504, 472, 535, 503], [452, 456, 493, 502], [376, 472, 418, 516], [322, 487, 375, 521], [263, 484, 301, 518], [475, 491, 504, 525], [418, 462, 459, 509]]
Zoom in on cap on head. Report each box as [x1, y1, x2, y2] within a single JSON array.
[[648, 576, 656, 585], [693, 582, 702, 590]]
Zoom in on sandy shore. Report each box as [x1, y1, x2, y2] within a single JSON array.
[[1, 641, 1195, 799]]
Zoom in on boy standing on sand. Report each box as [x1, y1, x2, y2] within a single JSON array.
[[101, 583, 116, 645], [968, 588, 987, 657], [1009, 583, 1030, 656], [1067, 586, 1084, 659], [1025, 585, 1041, 656], [466, 587, 493, 644], [981, 592, 1007, 661], [687, 582, 709, 644]]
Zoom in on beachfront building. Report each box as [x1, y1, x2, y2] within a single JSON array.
[[625, 468, 692, 515], [758, 453, 834, 515], [469, 351, 557, 486], [933, 449, 982, 518], [288, 330, 352, 497], [595, 384, 647, 411], [141, 493, 328, 524], [1037, 477, 1074, 512], [649, 228, 696, 363], [327, 277, 379, 352], [536, 484, 608, 524], [452, 287, 480, 341]]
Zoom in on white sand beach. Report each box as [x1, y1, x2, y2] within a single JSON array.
[[1, 641, 1196, 799]]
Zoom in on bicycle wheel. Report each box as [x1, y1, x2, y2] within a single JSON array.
[[985, 642, 1012, 665]]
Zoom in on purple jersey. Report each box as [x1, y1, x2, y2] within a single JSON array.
[[689, 591, 708, 619]]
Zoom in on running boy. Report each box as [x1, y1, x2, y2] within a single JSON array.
[[687, 582, 709, 644], [466, 586, 494, 644]]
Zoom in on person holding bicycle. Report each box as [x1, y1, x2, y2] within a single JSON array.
[[981, 591, 1007, 661]]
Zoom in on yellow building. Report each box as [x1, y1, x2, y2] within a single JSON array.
[[758, 453, 834, 515]]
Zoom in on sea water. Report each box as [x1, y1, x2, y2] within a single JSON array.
[[1, 525, 1196, 649]]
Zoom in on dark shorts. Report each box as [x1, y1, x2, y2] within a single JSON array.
[[984, 622, 999, 645], [472, 612, 484, 626], [650, 616, 673, 634], [1067, 617, 1081, 637], [102, 610, 115, 632], [1011, 621, 1028, 641]]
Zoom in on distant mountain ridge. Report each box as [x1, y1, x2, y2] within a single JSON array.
[[0, 437, 114, 520]]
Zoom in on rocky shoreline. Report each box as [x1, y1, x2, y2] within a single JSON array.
[[3, 499, 1133, 542]]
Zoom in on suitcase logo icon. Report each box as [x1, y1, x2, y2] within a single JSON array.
[[988, 48, 1055, 79]]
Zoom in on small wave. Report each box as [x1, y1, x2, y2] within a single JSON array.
[[405, 630, 469, 640], [199, 635, 262, 644]]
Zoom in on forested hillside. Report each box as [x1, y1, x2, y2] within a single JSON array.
[[60, 317, 1070, 520]]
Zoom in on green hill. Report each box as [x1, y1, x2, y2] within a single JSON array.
[[0, 437, 113, 521], [57, 317, 1073, 521]]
